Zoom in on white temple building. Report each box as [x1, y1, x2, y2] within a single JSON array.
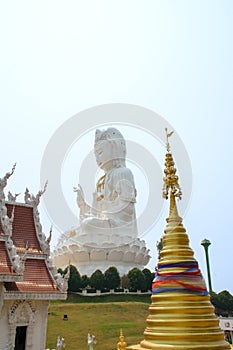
[[0, 165, 68, 350], [52, 128, 150, 276]]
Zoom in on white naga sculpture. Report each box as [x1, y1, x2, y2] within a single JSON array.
[[52, 128, 150, 276]]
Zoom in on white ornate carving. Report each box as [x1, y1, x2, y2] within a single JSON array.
[[46, 256, 57, 275], [0, 164, 16, 202], [4, 291, 67, 300], [6, 238, 17, 256], [8, 300, 35, 350], [44, 228, 69, 294], [11, 254, 24, 274], [54, 265, 70, 293], [1, 205, 15, 237], [6, 238, 27, 275], [0, 167, 27, 275], [0, 165, 15, 236], [24, 181, 48, 207], [7, 191, 20, 203]]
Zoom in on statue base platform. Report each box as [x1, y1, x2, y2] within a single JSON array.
[[52, 227, 150, 276]]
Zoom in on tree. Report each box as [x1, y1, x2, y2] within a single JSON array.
[[128, 268, 146, 291], [142, 268, 154, 290], [80, 274, 90, 289], [64, 265, 81, 292], [104, 266, 120, 289], [121, 274, 130, 289], [90, 269, 105, 290], [211, 290, 233, 316]]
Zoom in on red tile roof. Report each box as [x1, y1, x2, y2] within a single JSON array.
[[6, 203, 42, 254], [0, 201, 65, 297], [4, 259, 60, 293], [0, 240, 16, 275]]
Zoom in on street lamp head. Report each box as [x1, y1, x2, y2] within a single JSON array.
[[201, 238, 211, 248]]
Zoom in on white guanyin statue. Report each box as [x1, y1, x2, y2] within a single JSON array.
[[52, 128, 150, 276]]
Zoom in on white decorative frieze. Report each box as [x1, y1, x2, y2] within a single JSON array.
[[4, 292, 67, 300]]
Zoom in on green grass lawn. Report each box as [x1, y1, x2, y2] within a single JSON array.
[[46, 297, 150, 350]]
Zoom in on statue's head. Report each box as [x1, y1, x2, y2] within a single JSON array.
[[94, 128, 126, 170]]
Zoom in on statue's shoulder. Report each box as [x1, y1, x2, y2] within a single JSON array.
[[108, 167, 136, 197], [111, 166, 133, 179]]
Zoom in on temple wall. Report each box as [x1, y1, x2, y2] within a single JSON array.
[[31, 300, 50, 350], [0, 298, 50, 350]]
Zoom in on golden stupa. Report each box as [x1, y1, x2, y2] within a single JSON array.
[[129, 129, 230, 350]]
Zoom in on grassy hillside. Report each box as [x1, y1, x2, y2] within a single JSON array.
[[46, 298, 150, 350]]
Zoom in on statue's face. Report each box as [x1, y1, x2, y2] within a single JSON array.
[[95, 141, 114, 170]]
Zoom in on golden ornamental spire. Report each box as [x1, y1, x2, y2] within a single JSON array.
[[162, 128, 182, 201], [128, 128, 230, 350]]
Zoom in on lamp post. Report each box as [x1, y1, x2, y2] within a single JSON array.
[[201, 238, 212, 293]]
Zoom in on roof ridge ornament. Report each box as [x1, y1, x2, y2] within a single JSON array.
[[1, 205, 15, 237], [24, 181, 48, 207], [53, 263, 70, 293], [6, 237, 27, 275], [8, 191, 21, 203], [0, 163, 16, 201], [47, 225, 53, 245]]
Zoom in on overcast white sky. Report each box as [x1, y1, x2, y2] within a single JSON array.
[[1, 1, 233, 293]]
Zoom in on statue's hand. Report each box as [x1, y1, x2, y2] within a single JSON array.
[[74, 184, 85, 208]]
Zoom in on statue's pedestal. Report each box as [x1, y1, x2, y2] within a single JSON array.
[[52, 227, 150, 276]]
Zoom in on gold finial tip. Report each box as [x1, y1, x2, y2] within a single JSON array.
[[165, 128, 174, 152]]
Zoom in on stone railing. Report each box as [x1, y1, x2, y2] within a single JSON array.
[[74, 289, 152, 297]]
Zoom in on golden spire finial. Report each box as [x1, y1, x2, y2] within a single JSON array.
[[165, 127, 174, 152], [162, 128, 182, 201], [117, 329, 126, 350]]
